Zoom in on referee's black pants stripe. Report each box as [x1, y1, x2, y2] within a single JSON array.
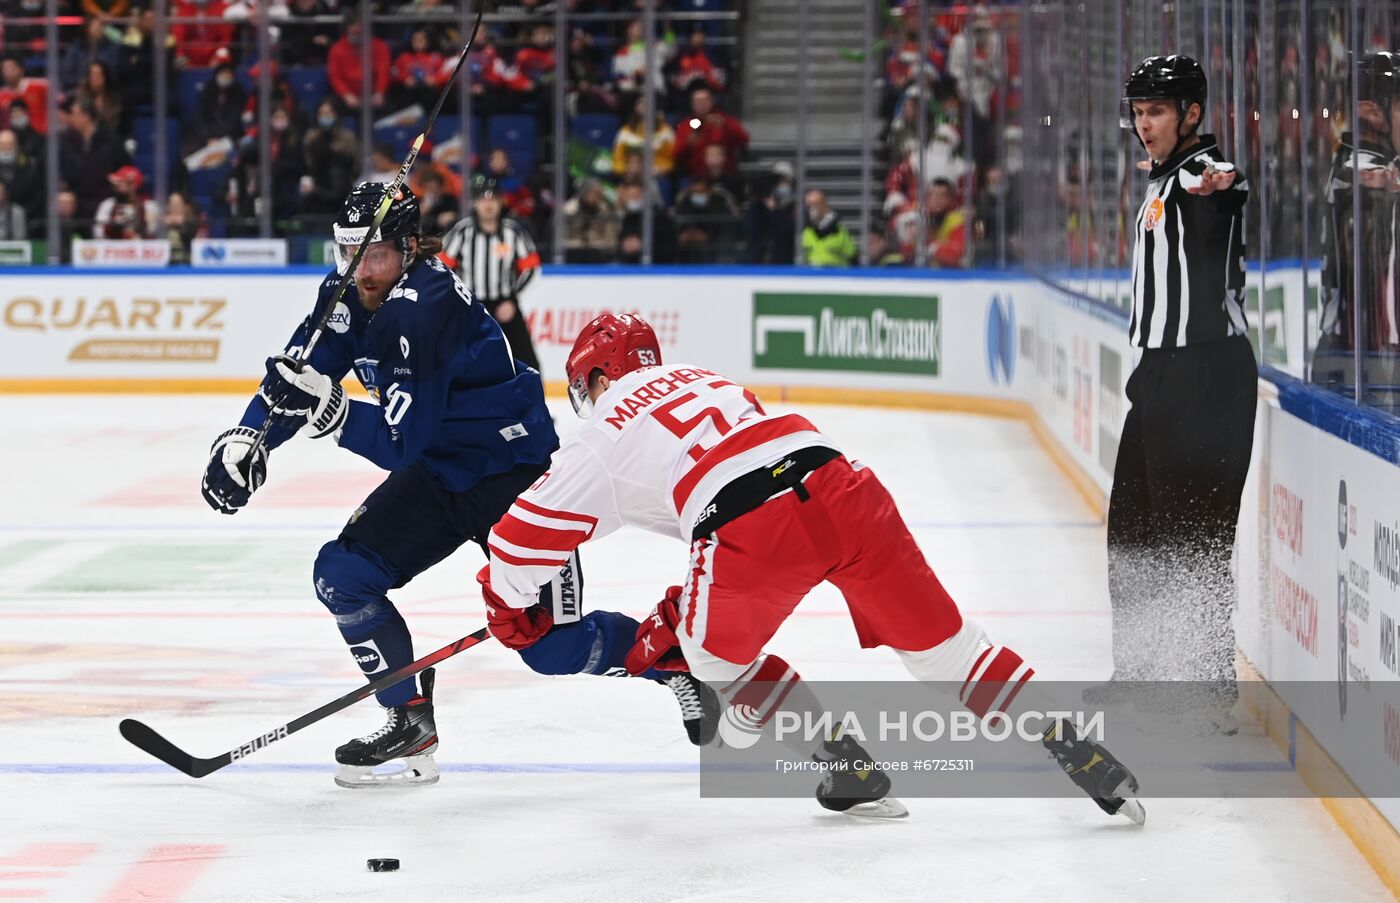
[[1106, 334, 1257, 684]]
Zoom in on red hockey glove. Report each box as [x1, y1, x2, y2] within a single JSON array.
[[624, 586, 689, 676], [477, 565, 554, 650]]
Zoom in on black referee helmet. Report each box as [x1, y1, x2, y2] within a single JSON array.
[[1120, 54, 1208, 151]]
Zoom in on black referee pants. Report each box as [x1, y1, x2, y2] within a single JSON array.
[[489, 297, 541, 374], [1106, 334, 1257, 687]]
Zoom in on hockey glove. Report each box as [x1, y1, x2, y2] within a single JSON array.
[[201, 426, 268, 514], [624, 586, 689, 676], [263, 354, 348, 439], [477, 564, 555, 650]]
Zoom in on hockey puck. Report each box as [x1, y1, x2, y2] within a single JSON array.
[[367, 858, 400, 872]]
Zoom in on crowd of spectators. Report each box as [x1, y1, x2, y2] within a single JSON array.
[[0, 0, 749, 262], [0, 0, 1031, 270], [873, 1, 1021, 268]]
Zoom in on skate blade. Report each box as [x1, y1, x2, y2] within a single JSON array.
[[1116, 797, 1147, 825], [334, 754, 440, 790], [841, 797, 910, 820]]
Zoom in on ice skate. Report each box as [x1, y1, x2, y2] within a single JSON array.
[[813, 734, 909, 819], [334, 668, 440, 789], [1042, 719, 1146, 824], [662, 672, 721, 746]]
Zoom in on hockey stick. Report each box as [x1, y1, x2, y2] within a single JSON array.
[[119, 626, 491, 778], [242, 4, 485, 466]]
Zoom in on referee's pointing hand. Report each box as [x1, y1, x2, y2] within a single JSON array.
[[1186, 166, 1238, 195]]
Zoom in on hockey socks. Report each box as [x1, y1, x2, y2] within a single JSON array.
[[313, 539, 418, 706]]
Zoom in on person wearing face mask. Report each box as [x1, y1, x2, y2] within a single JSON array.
[[671, 174, 740, 262], [200, 63, 247, 145], [743, 159, 795, 265], [5, 101, 43, 162], [0, 56, 47, 135], [0, 129, 41, 225], [231, 105, 305, 233], [300, 98, 360, 223], [800, 189, 855, 267], [615, 178, 674, 264]]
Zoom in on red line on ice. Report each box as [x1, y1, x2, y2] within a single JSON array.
[[0, 844, 98, 869], [96, 844, 224, 903]]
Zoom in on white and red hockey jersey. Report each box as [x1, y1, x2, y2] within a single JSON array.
[[486, 364, 840, 608]]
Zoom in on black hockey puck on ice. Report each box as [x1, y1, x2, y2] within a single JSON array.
[[367, 858, 400, 872]]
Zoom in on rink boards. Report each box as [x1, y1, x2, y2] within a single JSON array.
[[0, 264, 1396, 893]]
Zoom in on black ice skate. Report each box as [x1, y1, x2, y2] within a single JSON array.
[[334, 668, 440, 789], [1042, 719, 1146, 824], [812, 734, 909, 819], [663, 673, 720, 746]]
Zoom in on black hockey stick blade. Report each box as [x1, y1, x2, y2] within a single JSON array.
[[120, 626, 492, 779], [119, 717, 218, 777]]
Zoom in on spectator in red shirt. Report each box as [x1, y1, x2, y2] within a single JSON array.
[[670, 28, 724, 100], [891, 178, 967, 268], [171, 0, 235, 69], [514, 23, 555, 86], [673, 86, 747, 182], [390, 28, 448, 112], [0, 56, 47, 134], [328, 12, 390, 112], [467, 30, 532, 115]]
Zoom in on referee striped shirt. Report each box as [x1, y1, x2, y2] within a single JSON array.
[[1129, 135, 1250, 349], [440, 214, 541, 303]]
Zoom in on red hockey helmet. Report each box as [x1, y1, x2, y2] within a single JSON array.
[[565, 313, 662, 416]]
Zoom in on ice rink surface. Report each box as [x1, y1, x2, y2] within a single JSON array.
[[0, 394, 1392, 902]]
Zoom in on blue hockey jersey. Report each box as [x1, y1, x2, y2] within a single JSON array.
[[239, 255, 557, 492]]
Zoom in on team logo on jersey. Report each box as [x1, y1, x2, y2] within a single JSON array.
[[1144, 197, 1165, 231], [348, 504, 367, 525], [327, 301, 352, 334], [499, 423, 529, 441], [387, 286, 419, 303]]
